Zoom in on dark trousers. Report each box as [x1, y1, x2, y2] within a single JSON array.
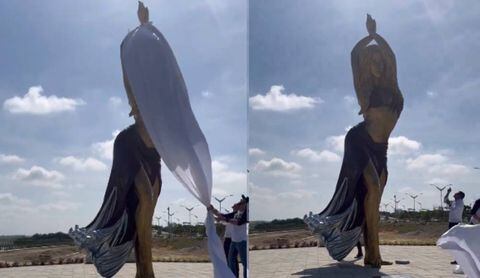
[[224, 237, 239, 277], [229, 241, 247, 278]]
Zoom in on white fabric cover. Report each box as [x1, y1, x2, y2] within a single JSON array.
[[437, 224, 480, 278], [121, 22, 235, 278]]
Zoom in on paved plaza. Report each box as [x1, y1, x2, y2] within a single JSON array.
[[0, 262, 213, 278], [0, 246, 465, 277], [250, 245, 464, 278]]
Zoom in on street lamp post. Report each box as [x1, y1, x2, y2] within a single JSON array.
[[381, 202, 391, 213], [214, 194, 233, 213], [181, 205, 198, 225], [405, 193, 422, 212], [430, 183, 450, 210], [392, 195, 403, 213], [155, 216, 161, 227], [163, 207, 175, 238]]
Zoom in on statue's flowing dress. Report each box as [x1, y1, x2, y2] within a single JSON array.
[[69, 124, 160, 277], [305, 122, 387, 260], [305, 86, 403, 261]]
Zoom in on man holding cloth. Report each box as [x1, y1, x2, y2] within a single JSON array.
[[209, 196, 249, 278]]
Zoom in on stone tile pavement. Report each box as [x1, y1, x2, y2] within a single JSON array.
[[249, 245, 465, 278], [0, 262, 213, 277], [0, 246, 464, 277]]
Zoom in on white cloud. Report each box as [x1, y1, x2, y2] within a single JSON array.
[[12, 166, 64, 189], [248, 148, 265, 156], [292, 148, 341, 162], [249, 183, 276, 202], [108, 96, 122, 107], [431, 163, 469, 176], [0, 193, 31, 206], [0, 154, 25, 164], [57, 156, 107, 171], [212, 159, 246, 196], [278, 189, 315, 200], [3, 86, 85, 115], [38, 201, 79, 211], [388, 136, 421, 155], [426, 90, 437, 98], [406, 154, 447, 170], [249, 85, 321, 111], [92, 130, 120, 160], [253, 157, 301, 177], [343, 95, 356, 104], [326, 134, 346, 153], [201, 90, 213, 98], [406, 153, 469, 177]]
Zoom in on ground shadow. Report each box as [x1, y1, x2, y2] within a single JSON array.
[[292, 261, 389, 278]]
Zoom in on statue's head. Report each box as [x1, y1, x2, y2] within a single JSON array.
[[360, 44, 385, 80]]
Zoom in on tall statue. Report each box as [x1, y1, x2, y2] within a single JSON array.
[[70, 2, 236, 277], [68, 3, 164, 278], [304, 14, 403, 268]]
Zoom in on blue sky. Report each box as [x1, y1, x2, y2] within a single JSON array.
[[249, 0, 480, 220], [0, 0, 246, 235]]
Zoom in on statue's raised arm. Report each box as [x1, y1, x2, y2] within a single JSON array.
[[351, 35, 374, 115], [351, 14, 399, 115], [137, 1, 149, 25]]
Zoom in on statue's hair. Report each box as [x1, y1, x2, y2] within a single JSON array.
[[357, 44, 403, 115], [357, 44, 395, 87]]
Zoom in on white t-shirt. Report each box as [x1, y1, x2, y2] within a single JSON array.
[[449, 199, 464, 223], [224, 223, 233, 238], [229, 210, 247, 242], [230, 223, 247, 242]]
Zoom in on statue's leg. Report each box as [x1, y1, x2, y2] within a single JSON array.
[[377, 169, 392, 265], [134, 167, 156, 278], [362, 159, 382, 268]]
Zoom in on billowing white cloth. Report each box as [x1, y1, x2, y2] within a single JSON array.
[[437, 224, 480, 278], [121, 22, 235, 278]]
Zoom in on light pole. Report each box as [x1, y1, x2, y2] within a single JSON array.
[[430, 183, 450, 210], [214, 194, 233, 213], [164, 207, 175, 238], [381, 202, 391, 213], [405, 193, 422, 212], [155, 216, 161, 227], [181, 205, 198, 225], [392, 195, 403, 213]]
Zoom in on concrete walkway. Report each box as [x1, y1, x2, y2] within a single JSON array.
[[0, 246, 465, 277], [250, 245, 464, 278], [0, 262, 213, 277]]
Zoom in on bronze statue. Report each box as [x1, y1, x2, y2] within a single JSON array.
[[70, 3, 160, 278], [304, 14, 403, 268]]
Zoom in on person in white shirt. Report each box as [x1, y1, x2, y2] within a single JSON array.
[[444, 188, 465, 228], [209, 196, 248, 278], [444, 187, 465, 265]]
